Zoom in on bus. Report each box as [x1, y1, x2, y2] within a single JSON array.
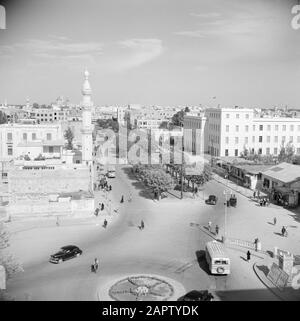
[[205, 241, 230, 275]]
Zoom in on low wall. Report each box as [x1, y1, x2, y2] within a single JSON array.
[[7, 198, 94, 218]]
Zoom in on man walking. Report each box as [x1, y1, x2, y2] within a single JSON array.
[[273, 217, 277, 225], [208, 221, 212, 232], [215, 225, 219, 236], [246, 250, 251, 262]]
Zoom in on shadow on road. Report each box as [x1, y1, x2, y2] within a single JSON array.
[[195, 250, 210, 274], [256, 265, 269, 277]]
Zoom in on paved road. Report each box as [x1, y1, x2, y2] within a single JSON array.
[[6, 164, 279, 301]]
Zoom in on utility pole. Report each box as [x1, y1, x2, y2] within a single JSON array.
[[181, 132, 184, 199]]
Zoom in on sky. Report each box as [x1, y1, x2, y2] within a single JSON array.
[[0, 0, 300, 108]]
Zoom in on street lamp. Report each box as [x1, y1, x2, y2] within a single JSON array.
[[223, 190, 231, 243]]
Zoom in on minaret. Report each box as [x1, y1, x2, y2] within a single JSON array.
[[81, 69, 93, 165]]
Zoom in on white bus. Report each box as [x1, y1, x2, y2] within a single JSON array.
[[205, 241, 230, 275]]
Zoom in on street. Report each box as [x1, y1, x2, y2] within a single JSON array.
[[6, 164, 299, 301]]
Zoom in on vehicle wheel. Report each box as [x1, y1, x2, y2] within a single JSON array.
[[58, 259, 63, 264], [76, 253, 81, 257]]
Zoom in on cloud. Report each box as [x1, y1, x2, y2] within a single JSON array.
[[0, 37, 103, 64], [111, 38, 164, 72], [190, 12, 221, 19]]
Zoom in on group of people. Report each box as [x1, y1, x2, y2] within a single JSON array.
[[208, 221, 219, 236], [259, 198, 269, 207]]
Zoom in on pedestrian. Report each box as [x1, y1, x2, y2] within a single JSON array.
[[140, 220, 144, 230], [246, 250, 251, 262], [56, 216, 60, 227], [208, 221, 212, 232], [215, 225, 219, 236], [109, 185, 112, 191], [101, 203, 104, 211], [121, 195, 124, 203], [281, 226, 286, 237], [94, 258, 99, 272], [257, 190, 260, 198], [273, 217, 277, 225], [195, 186, 198, 196], [103, 219, 108, 228], [253, 191, 256, 199]]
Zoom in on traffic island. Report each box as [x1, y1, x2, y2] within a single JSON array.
[[97, 274, 186, 301]]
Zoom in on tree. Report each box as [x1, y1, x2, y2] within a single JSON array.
[[0, 111, 7, 124], [133, 164, 174, 199], [64, 127, 74, 150], [0, 223, 23, 282], [96, 119, 119, 133], [278, 142, 295, 163], [171, 110, 186, 127], [32, 103, 39, 109], [159, 121, 169, 129]]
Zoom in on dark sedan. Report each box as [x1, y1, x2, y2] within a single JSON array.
[[49, 245, 82, 264], [205, 195, 218, 205], [177, 290, 214, 301]]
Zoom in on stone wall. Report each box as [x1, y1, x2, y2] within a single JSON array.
[[8, 167, 90, 202], [7, 198, 94, 218]]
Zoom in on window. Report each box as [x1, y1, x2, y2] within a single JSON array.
[[267, 136, 270, 143], [290, 125, 294, 131], [7, 147, 13, 155], [225, 137, 229, 144], [236, 114, 240, 119], [298, 136, 300, 143], [274, 136, 278, 143], [245, 125, 249, 132], [252, 136, 255, 143], [282, 125, 286, 131], [46, 133, 52, 140], [245, 137, 248, 144], [298, 125, 300, 131], [290, 136, 293, 143], [267, 125, 271, 131], [258, 148, 262, 155], [32, 133, 36, 140], [259, 136, 263, 143], [23, 133, 27, 141], [236, 125, 239, 132], [266, 148, 270, 155], [253, 125, 256, 131], [49, 146, 54, 153], [297, 148, 300, 155], [7, 132, 12, 141], [274, 148, 278, 155], [235, 149, 238, 156], [225, 149, 229, 156], [226, 125, 229, 132], [275, 125, 279, 131], [235, 137, 239, 144], [246, 114, 249, 119], [259, 125, 263, 131], [226, 114, 230, 119], [282, 136, 286, 143]]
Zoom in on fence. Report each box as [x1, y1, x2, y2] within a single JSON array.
[[225, 237, 258, 250]]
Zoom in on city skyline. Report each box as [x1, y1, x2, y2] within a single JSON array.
[[0, 0, 300, 108]]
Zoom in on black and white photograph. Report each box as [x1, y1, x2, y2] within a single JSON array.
[[0, 0, 300, 307]]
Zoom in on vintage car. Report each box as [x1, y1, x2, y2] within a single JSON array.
[[49, 245, 82, 264], [205, 195, 218, 205]]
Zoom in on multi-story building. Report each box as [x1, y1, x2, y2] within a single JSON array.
[[30, 108, 68, 123], [184, 107, 300, 157], [0, 123, 64, 160]]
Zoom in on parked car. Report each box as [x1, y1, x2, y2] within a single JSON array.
[[205, 195, 218, 205], [177, 290, 214, 301], [49, 245, 82, 264]]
